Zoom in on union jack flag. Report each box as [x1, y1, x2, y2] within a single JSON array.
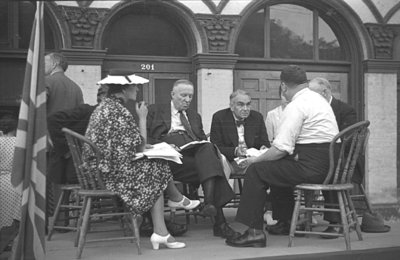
[[11, 1, 46, 259]]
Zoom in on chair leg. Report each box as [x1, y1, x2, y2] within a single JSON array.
[[131, 215, 141, 255], [47, 190, 66, 241], [76, 197, 92, 259], [338, 191, 351, 250], [346, 190, 363, 241], [359, 184, 373, 214], [74, 196, 88, 247], [288, 191, 302, 247], [304, 191, 313, 231]]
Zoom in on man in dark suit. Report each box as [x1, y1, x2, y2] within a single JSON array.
[[147, 79, 236, 238], [210, 89, 270, 162], [309, 77, 360, 237]]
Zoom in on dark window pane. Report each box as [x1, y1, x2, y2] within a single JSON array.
[[235, 9, 264, 57], [18, 1, 35, 49], [0, 1, 8, 47], [319, 17, 344, 60], [104, 7, 187, 56], [18, 2, 55, 50], [270, 4, 313, 59]]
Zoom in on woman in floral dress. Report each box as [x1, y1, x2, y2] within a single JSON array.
[[82, 71, 199, 250]]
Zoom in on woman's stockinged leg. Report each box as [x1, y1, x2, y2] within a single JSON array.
[[150, 193, 186, 250], [150, 194, 169, 236], [166, 180, 183, 202]]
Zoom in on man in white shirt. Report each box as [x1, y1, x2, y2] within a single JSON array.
[[226, 65, 339, 248]]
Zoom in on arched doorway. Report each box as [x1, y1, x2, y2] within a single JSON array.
[[233, 0, 366, 119], [98, 1, 198, 107]]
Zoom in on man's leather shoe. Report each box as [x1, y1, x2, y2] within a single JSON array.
[[320, 226, 341, 239], [213, 222, 240, 239], [140, 219, 187, 237], [199, 204, 217, 217], [226, 228, 266, 248], [139, 219, 153, 237], [266, 220, 290, 235], [166, 221, 187, 237]]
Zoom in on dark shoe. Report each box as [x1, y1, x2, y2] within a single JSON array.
[[213, 222, 241, 239], [139, 219, 187, 237], [199, 204, 217, 217], [266, 220, 290, 235], [320, 226, 341, 239], [226, 228, 266, 248], [166, 221, 187, 237]]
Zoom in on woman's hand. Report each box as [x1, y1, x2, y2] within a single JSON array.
[[136, 101, 148, 120]]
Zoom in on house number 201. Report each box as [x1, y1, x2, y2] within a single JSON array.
[[141, 64, 155, 71]]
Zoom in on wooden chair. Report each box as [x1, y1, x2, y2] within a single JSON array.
[[288, 120, 370, 250], [47, 183, 81, 241], [349, 130, 373, 216], [62, 128, 141, 258]]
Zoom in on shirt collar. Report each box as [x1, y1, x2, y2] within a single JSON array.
[[328, 96, 333, 104], [291, 87, 309, 101], [171, 100, 180, 115]]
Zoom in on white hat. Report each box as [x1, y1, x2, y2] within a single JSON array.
[[97, 69, 149, 85]]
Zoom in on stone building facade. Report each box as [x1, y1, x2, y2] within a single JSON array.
[[0, 0, 399, 213]]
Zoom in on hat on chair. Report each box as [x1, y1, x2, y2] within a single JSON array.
[[360, 212, 390, 233], [97, 69, 149, 85]]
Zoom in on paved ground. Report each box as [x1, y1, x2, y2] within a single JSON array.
[[43, 208, 400, 260]]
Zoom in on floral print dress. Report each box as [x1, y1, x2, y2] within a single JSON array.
[[83, 96, 172, 216]]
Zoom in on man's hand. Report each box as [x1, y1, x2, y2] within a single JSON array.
[[144, 144, 153, 149], [238, 156, 256, 168], [169, 143, 181, 152]]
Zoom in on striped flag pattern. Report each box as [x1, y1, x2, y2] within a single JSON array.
[[11, 2, 46, 259]]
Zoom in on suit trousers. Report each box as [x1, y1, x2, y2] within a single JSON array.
[[166, 137, 235, 208], [236, 143, 330, 229]]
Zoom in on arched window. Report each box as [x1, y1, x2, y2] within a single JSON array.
[[103, 4, 188, 56], [235, 4, 344, 61], [0, 1, 55, 50]]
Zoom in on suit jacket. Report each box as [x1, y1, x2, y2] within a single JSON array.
[[330, 97, 363, 184], [210, 108, 270, 161], [330, 97, 357, 131], [46, 71, 84, 115], [147, 104, 207, 145]]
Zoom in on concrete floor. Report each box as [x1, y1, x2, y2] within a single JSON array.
[[44, 208, 400, 260]]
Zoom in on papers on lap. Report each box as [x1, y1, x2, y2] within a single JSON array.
[[135, 142, 183, 164], [179, 140, 210, 150], [234, 147, 269, 164]]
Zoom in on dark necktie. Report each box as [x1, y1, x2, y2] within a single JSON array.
[[236, 120, 244, 127], [179, 111, 198, 141]]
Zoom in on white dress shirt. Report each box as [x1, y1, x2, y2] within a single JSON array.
[[265, 105, 284, 143], [273, 88, 339, 155], [169, 101, 187, 133]]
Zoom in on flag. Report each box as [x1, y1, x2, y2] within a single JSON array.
[[11, 1, 46, 259]]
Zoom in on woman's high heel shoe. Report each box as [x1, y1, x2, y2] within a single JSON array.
[[150, 233, 186, 250], [167, 195, 200, 210]]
